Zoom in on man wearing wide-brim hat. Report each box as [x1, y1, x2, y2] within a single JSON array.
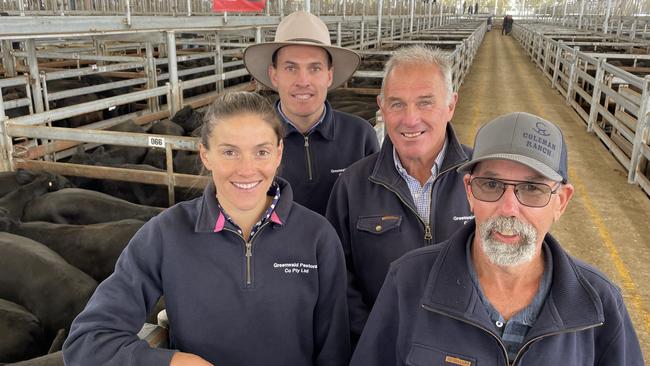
[[243, 11, 379, 217]]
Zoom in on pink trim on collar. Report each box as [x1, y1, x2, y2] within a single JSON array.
[[270, 211, 283, 225], [214, 212, 226, 232]]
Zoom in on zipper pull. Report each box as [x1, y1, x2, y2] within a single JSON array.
[[245, 242, 252, 258], [245, 242, 253, 285], [424, 224, 432, 241], [304, 135, 309, 147]]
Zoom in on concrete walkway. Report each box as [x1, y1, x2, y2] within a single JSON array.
[[451, 28, 650, 358]]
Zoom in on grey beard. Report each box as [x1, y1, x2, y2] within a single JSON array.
[[479, 216, 538, 266]]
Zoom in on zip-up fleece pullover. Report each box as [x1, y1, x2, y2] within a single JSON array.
[[63, 178, 351, 366], [351, 222, 644, 366], [279, 101, 379, 216], [325, 124, 472, 343]]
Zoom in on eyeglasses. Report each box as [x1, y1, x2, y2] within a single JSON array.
[[469, 177, 561, 208]]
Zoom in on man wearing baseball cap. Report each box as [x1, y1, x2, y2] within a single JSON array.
[[244, 11, 379, 216], [350, 112, 644, 365]]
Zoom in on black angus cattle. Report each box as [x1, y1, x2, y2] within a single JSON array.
[[0, 170, 57, 198], [45, 80, 104, 129], [2, 351, 63, 366], [170, 105, 204, 135], [0, 299, 44, 363], [0, 172, 74, 220], [23, 188, 163, 224], [0, 232, 97, 344], [0, 212, 144, 282]]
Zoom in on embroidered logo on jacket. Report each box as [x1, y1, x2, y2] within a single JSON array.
[[273, 262, 318, 274], [445, 355, 472, 366]]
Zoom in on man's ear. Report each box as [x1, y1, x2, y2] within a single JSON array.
[[553, 183, 574, 222]]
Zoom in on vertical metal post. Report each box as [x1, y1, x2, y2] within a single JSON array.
[[440, 1, 444, 27], [0, 107, 13, 172], [214, 33, 224, 92], [578, 0, 584, 29], [409, 0, 415, 33], [166, 31, 181, 116], [377, 0, 383, 46], [628, 76, 650, 184], [566, 46, 579, 104], [304, 0, 310, 13], [603, 0, 612, 34], [145, 42, 159, 112], [18, 0, 25, 16], [255, 26, 262, 44], [630, 19, 637, 40], [165, 143, 176, 206], [25, 39, 44, 114], [1, 41, 16, 77], [562, 0, 569, 26], [337, 22, 342, 47], [390, 19, 394, 40], [360, 21, 365, 50], [126, 0, 132, 26], [187, 0, 192, 16], [587, 59, 605, 132], [278, 0, 284, 17], [342, 0, 346, 19]]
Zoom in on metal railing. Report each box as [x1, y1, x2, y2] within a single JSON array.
[[513, 22, 650, 197]]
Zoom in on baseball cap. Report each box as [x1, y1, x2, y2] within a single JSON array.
[[458, 112, 568, 183]]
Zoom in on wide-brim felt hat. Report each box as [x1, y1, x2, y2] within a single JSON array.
[[243, 11, 361, 91]]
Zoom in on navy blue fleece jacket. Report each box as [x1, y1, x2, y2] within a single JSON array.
[[63, 178, 350, 366], [278, 101, 379, 216], [351, 222, 644, 365]]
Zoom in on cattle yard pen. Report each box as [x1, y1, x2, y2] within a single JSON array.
[[1, 5, 485, 206], [512, 21, 650, 197]]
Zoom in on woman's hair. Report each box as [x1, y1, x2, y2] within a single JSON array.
[[200, 91, 284, 149]]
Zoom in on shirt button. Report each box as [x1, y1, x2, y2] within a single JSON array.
[[375, 225, 382, 232], [414, 193, 420, 198], [496, 321, 504, 328]]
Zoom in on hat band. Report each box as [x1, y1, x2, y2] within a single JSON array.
[[284, 38, 326, 45]]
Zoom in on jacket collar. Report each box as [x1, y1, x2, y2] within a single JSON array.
[[194, 177, 293, 233], [280, 100, 335, 141], [421, 222, 605, 336], [369, 123, 469, 199]]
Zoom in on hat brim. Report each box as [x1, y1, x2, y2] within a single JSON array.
[[457, 153, 563, 182], [243, 41, 361, 91]]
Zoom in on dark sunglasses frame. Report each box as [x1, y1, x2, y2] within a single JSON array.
[[469, 177, 561, 208]]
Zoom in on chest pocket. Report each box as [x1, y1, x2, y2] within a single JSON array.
[[406, 343, 476, 366], [356, 215, 402, 235]]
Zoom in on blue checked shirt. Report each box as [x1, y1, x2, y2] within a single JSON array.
[[466, 235, 553, 364], [393, 139, 448, 223]]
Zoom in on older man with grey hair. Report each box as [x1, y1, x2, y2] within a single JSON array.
[[350, 112, 644, 365], [326, 45, 473, 344]]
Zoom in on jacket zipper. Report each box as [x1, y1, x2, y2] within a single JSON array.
[[423, 304, 603, 365], [223, 222, 272, 286], [304, 135, 313, 181], [511, 323, 603, 365], [369, 161, 463, 243]]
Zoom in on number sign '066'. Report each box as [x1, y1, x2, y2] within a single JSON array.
[[148, 136, 166, 148]]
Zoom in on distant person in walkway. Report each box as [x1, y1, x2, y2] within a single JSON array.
[[63, 92, 351, 366], [474, 2, 479, 14], [326, 45, 473, 345], [503, 14, 514, 35], [350, 112, 645, 365], [487, 16, 493, 31], [243, 11, 379, 216]]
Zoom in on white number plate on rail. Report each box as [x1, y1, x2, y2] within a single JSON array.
[[148, 136, 166, 148]]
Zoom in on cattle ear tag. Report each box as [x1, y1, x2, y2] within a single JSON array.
[[445, 356, 472, 366]]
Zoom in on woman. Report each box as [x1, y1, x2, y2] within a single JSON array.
[[62, 92, 351, 366]]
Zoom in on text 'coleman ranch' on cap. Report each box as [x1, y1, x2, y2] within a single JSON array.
[[458, 112, 569, 183], [242, 11, 361, 91]]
